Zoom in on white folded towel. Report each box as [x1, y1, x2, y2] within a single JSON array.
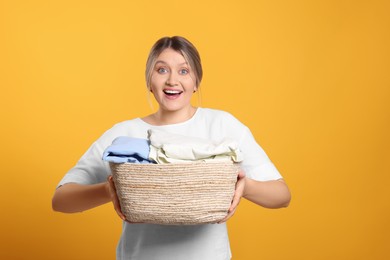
[[148, 129, 243, 164]]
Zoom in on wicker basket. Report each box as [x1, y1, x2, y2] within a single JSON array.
[[110, 161, 239, 225]]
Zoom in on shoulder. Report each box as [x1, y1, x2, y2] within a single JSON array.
[[196, 108, 249, 140], [198, 107, 235, 120], [95, 118, 147, 148], [199, 108, 246, 127], [103, 118, 141, 135]]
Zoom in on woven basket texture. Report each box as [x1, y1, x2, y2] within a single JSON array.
[[110, 161, 239, 225]]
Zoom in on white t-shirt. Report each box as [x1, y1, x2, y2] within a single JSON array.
[[58, 108, 282, 260]]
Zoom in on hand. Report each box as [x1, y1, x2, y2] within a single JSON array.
[[107, 175, 126, 221], [218, 170, 246, 223]]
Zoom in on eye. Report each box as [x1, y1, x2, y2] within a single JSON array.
[[179, 68, 189, 75], [157, 67, 168, 74]]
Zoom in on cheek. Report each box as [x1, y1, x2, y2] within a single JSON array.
[[187, 74, 197, 87], [149, 80, 160, 92], [151, 73, 166, 84], [182, 76, 196, 87]]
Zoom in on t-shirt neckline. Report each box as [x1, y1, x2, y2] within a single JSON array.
[[137, 107, 201, 128]]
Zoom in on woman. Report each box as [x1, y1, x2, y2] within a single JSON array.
[[52, 36, 291, 260]]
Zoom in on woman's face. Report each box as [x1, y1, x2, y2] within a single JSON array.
[[150, 48, 197, 114]]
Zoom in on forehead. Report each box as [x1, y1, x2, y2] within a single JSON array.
[[155, 48, 187, 65]]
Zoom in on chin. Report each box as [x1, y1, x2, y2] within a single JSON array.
[[159, 102, 185, 110]]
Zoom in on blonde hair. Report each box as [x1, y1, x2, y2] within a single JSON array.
[[145, 36, 203, 91]]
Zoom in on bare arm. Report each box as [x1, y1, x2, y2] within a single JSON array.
[[243, 178, 291, 208], [219, 172, 291, 223], [52, 177, 126, 221], [52, 183, 111, 213]]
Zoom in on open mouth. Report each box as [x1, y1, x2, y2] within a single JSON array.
[[163, 89, 183, 96]]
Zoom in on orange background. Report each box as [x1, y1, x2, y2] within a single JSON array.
[[1, 0, 389, 259]]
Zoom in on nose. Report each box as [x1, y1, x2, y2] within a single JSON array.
[[166, 71, 179, 86]]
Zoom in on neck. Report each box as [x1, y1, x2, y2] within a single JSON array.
[[153, 106, 197, 125]]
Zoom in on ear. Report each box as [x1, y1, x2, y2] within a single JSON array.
[[193, 86, 197, 93]]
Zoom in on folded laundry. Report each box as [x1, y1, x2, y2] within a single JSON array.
[[102, 137, 152, 164], [148, 129, 244, 164]]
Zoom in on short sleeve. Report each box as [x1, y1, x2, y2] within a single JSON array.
[[239, 128, 282, 181], [57, 141, 110, 188], [56, 119, 150, 188]]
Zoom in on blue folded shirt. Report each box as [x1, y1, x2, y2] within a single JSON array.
[[102, 137, 153, 163]]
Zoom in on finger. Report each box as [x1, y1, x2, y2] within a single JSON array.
[[216, 172, 246, 224], [108, 176, 126, 220], [229, 180, 245, 211], [229, 193, 241, 212], [238, 170, 246, 179], [114, 197, 126, 220], [108, 178, 143, 223], [218, 209, 236, 224]]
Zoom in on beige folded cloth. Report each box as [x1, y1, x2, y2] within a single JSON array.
[[148, 129, 243, 164]]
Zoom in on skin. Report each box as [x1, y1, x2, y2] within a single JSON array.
[[143, 48, 198, 125], [52, 48, 291, 222]]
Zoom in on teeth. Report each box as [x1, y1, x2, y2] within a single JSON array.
[[164, 90, 181, 94]]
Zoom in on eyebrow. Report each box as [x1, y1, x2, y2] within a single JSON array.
[[155, 61, 188, 66]]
